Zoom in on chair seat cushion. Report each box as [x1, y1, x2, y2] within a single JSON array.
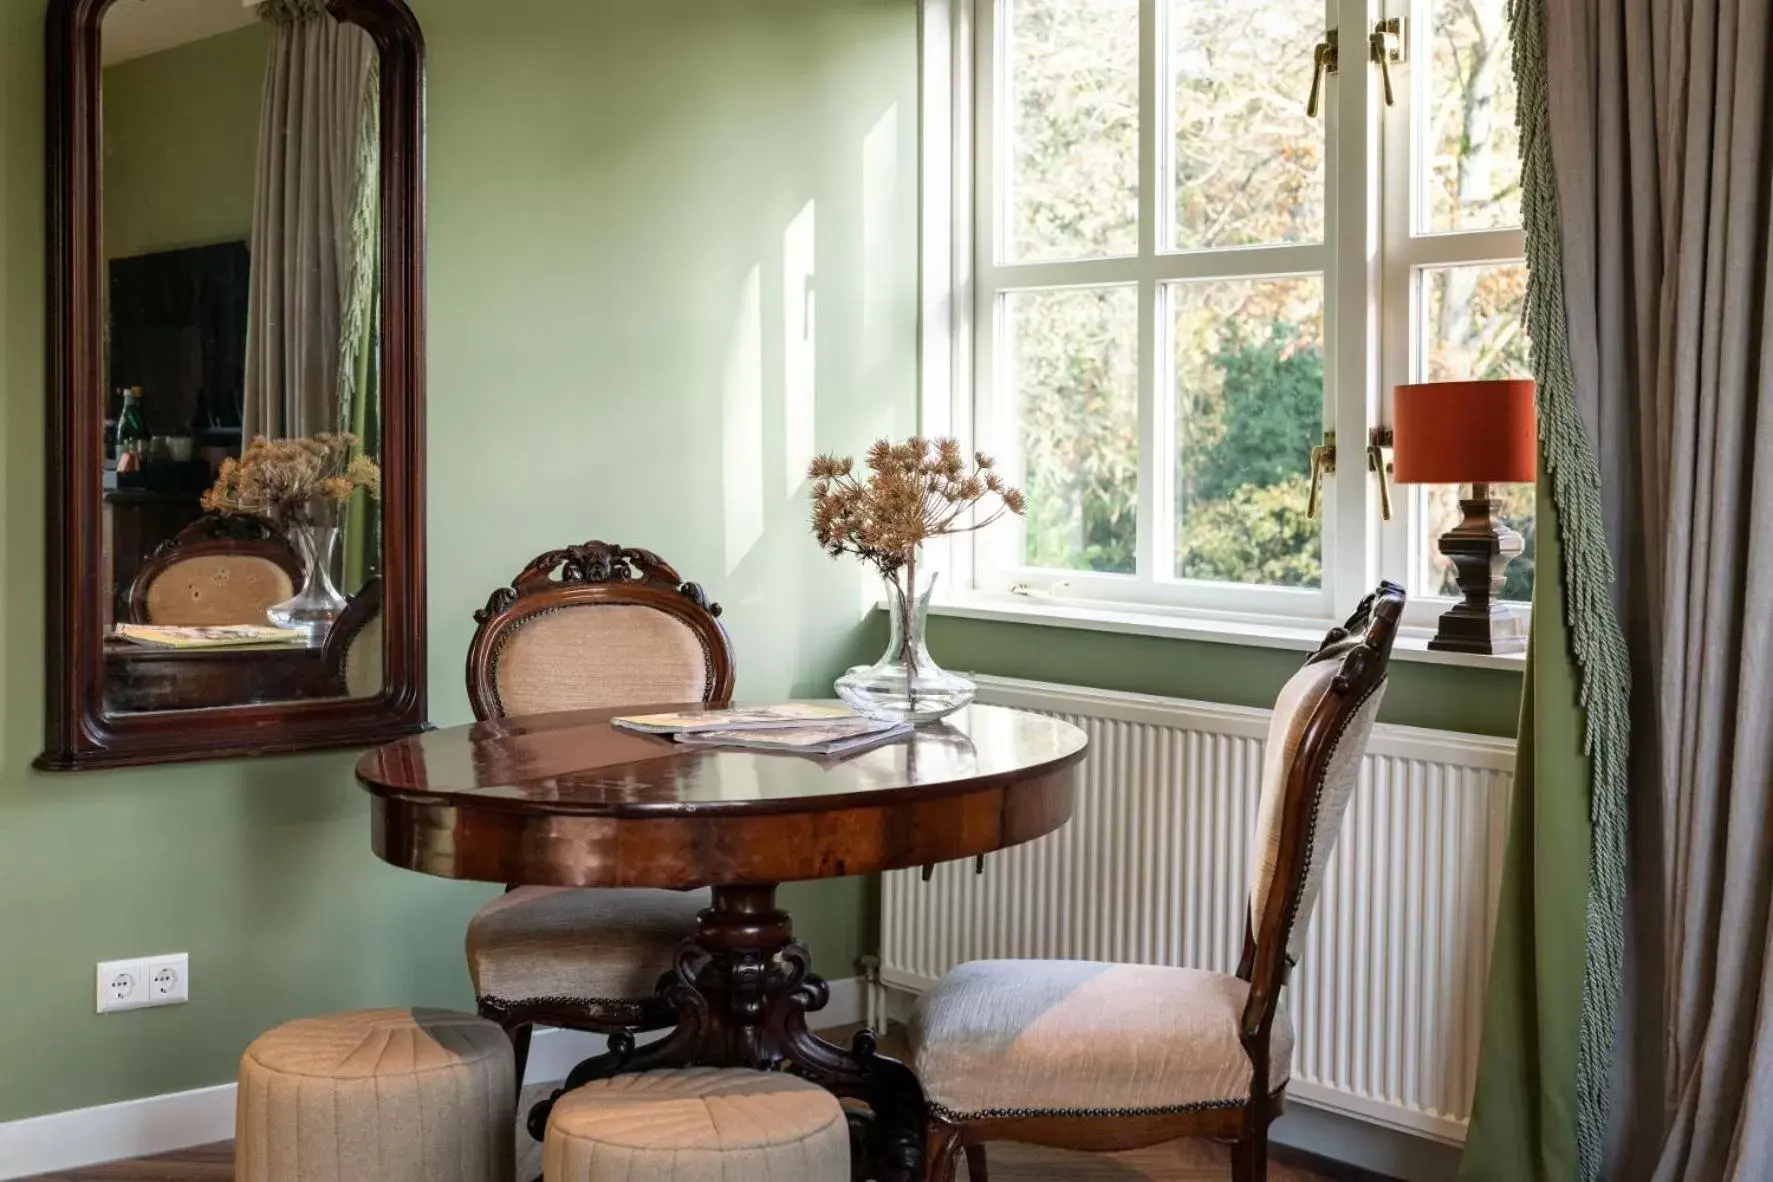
[[542, 1068, 849, 1180], [908, 960, 1294, 1121], [236, 1008, 514, 1182], [467, 886, 709, 1007]]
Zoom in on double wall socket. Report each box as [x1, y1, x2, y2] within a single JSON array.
[[96, 953, 189, 1014]]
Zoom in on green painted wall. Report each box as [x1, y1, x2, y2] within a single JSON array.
[[102, 23, 269, 261], [0, 0, 911, 1123]]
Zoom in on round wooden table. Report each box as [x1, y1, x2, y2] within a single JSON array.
[[356, 702, 1088, 1180]]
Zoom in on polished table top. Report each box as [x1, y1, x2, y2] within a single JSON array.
[[357, 702, 1089, 888], [357, 702, 1088, 816]]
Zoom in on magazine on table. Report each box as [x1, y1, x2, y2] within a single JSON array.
[[112, 623, 308, 650], [612, 703, 860, 735], [673, 717, 913, 757]]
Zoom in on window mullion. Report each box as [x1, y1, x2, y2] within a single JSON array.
[[1377, 0, 1418, 594], [1324, 0, 1384, 620], [1135, 0, 1167, 585]]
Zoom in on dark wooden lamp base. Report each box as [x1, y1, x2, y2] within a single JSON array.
[[1430, 482, 1526, 656]]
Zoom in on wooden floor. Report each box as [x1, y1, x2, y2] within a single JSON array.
[[22, 1138, 1366, 1181]]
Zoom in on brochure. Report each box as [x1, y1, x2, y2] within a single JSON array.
[[112, 623, 307, 650], [673, 718, 913, 757], [613, 703, 860, 735]]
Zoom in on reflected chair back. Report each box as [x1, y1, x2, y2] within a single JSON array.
[[324, 575, 384, 699], [125, 515, 303, 628]]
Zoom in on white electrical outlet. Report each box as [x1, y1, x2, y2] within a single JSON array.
[[145, 953, 189, 1003], [96, 953, 188, 1013], [97, 961, 141, 1012]]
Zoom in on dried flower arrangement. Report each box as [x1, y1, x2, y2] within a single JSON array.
[[809, 437, 1025, 717], [808, 437, 1026, 577], [202, 433, 381, 529]]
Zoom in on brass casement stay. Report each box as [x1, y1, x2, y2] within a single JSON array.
[[1368, 426, 1395, 522], [1370, 18, 1406, 107], [1307, 430, 1336, 518], [1305, 29, 1339, 119]]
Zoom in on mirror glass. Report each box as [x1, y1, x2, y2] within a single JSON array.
[[98, 0, 385, 713]]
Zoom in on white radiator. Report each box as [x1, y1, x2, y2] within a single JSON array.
[[879, 675, 1516, 1145]]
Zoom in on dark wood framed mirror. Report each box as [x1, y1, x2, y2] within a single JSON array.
[[40, 0, 427, 770]]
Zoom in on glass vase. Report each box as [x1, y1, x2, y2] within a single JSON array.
[[267, 523, 348, 640], [836, 563, 974, 724]]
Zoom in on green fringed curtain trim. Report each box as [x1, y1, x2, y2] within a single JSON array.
[[257, 0, 332, 23], [1507, 1, 1633, 1178]]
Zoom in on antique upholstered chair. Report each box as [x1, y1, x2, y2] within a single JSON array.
[[125, 515, 303, 626], [464, 541, 736, 1084], [909, 583, 1405, 1182]]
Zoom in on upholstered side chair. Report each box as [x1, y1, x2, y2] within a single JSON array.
[[463, 541, 736, 1085], [909, 582, 1405, 1182], [124, 515, 303, 627]]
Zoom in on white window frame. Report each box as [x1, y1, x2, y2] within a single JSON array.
[[1377, 4, 1528, 628], [918, 0, 1530, 645]]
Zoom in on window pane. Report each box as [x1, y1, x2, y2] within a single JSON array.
[[1171, 0, 1324, 249], [1173, 276, 1323, 587], [1419, 263, 1533, 600], [1008, 286, 1139, 572], [1005, 0, 1139, 262], [1424, 0, 1521, 232]]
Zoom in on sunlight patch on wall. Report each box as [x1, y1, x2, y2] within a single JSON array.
[[784, 200, 816, 496], [862, 104, 899, 377], [723, 264, 765, 574]]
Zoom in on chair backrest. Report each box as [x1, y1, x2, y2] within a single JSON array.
[[324, 575, 383, 699], [125, 515, 303, 627], [465, 541, 735, 721], [1239, 582, 1404, 1051]]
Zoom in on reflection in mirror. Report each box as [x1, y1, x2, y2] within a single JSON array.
[[99, 0, 384, 714]]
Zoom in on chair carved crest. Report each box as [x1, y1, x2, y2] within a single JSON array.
[[474, 541, 721, 625], [1310, 579, 1405, 692], [467, 540, 735, 721]]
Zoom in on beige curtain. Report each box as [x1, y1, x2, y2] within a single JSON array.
[[1539, 1, 1773, 1177], [242, 3, 376, 441]]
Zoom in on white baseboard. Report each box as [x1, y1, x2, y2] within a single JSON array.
[[0, 978, 865, 1180]]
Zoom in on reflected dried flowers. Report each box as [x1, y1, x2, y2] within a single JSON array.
[[202, 433, 381, 529]]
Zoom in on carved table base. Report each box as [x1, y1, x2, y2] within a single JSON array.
[[526, 885, 925, 1181]]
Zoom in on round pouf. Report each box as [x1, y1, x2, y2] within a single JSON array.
[[543, 1068, 849, 1181], [236, 1008, 515, 1182]]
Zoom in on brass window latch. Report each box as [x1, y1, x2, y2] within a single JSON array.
[[1370, 18, 1406, 107], [1305, 29, 1338, 118], [1307, 431, 1336, 517], [1369, 426, 1394, 522]]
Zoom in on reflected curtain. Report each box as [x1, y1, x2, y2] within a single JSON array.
[[1467, 0, 1773, 1179], [242, 0, 377, 445], [339, 77, 381, 589]]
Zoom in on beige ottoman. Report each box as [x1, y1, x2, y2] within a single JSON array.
[[237, 1008, 516, 1182], [542, 1068, 849, 1181]]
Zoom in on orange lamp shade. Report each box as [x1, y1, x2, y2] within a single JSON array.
[[1391, 379, 1537, 484]]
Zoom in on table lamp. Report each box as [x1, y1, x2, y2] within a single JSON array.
[[1392, 379, 1537, 655]]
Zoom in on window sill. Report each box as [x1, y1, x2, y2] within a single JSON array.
[[918, 591, 1527, 673]]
